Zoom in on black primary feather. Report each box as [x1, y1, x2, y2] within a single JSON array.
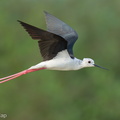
[[18, 20, 67, 61]]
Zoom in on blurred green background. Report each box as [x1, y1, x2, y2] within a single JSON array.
[[0, 0, 120, 120]]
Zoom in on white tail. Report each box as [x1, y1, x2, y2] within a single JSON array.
[[0, 68, 46, 84]]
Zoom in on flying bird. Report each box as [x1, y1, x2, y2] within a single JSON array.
[[0, 11, 107, 83]]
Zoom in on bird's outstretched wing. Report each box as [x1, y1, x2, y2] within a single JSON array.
[[18, 20, 67, 61], [44, 11, 78, 58]]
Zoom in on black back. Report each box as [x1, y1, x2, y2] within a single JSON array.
[[18, 12, 78, 60]]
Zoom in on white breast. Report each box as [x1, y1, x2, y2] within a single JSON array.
[[45, 50, 81, 71], [29, 50, 82, 71]]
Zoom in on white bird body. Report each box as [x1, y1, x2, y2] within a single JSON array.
[[29, 50, 82, 71]]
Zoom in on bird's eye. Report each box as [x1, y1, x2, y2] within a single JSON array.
[[88, 61, 91, 63]]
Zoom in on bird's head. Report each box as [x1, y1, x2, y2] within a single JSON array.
[[82, 58, 95, 68], [81, 58, 108, 70]]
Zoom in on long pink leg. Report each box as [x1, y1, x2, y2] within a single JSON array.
[[0, 68, 46, 84]]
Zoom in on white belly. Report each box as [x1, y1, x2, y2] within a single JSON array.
[[46, 58, 76, 71], [29, 50, 81, 71], [45, 51, 81, 71]]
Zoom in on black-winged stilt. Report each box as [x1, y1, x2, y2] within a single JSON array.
[[0, 11, 107, 83]]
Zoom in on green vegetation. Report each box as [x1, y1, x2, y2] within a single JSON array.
[[0, 0, 120, 120]]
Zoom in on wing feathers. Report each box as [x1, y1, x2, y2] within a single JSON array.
[[18, 12, 78, 60], [18, 20, 67, 61], [18, 20, 54, 40]]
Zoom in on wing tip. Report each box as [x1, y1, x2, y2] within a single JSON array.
[[17, 20, 26, 27], [17, 20, 23, 24], [43, 11, 53, 18], [43, 11, 48, 14], [43, 11, 50, 15]]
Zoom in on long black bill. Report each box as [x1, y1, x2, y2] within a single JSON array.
[[94, 64, 108, 70]]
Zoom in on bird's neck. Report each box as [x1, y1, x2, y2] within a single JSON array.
[[73, 58, 83, 70], [75, 58, 92, 70]]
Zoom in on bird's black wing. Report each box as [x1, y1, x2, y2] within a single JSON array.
[[44, 11, 78, 58], [18, 20, 67, 61]]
